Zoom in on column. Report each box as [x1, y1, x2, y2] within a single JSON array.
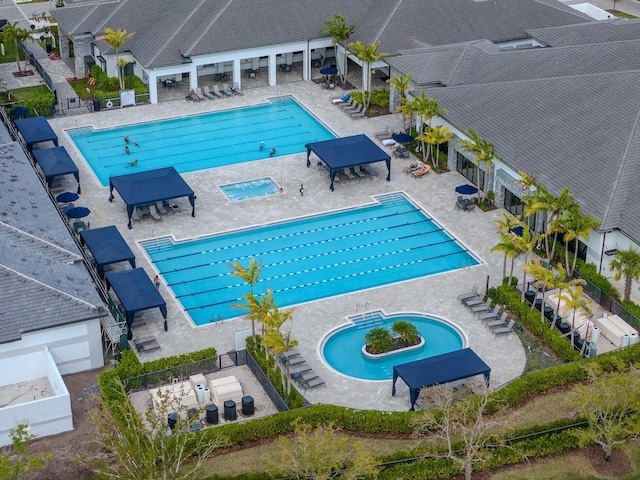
[[268, 54, 276, 86]]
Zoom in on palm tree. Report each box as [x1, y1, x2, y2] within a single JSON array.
[[492, 212, 523, 281], [387, 72, 412, 112], [610, 246, 640, 300], [348, 40, 386, 109], [100, 27, 135, 90], [391, 320, 420, 346], [459, 129, 500, 201], [232, 288, 275, 351], [2, 23, 30, 74], [418, 98, 447, 162], [396, 98, 413, 133], [421, 125, 453, 168], [560, 208, 601, 276], [364, 327, 393, 354], [230, 258, 263, 343], [320, 14, 356, 85], [512, 225, 538, 302], [558, 286, 592, 348], [524, 260, 556, 322], [546, 264, 585, 330]]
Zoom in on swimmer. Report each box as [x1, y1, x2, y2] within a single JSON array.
[[133, 140, 139, 147], [259, 141, 265, 151], [269, 148, 277, 157], [124, 146, 130, 154], [126, 159, 138, 167], [124, 136, 130, 143]]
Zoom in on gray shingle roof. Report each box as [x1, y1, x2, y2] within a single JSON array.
[[0, 140, 105, 344], [52, 0, 588, 69], [529, 17, 640, 46]]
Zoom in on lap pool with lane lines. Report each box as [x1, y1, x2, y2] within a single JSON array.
[[141, 193, 480, 326]]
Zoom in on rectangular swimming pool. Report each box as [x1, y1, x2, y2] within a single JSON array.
[[141, 193, 480, 325], [68, 97, 335, 186]]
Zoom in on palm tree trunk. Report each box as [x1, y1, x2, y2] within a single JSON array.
[[571, 244, 580, 277], [624, 276, 632, 300]]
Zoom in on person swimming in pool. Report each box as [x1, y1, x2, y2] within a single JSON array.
[[126, 159, 138, 167], [259, 141, 265, 151], [269, 148, 277, 157], [124, 136, 130, 143], [124, 146, 130, 154], [133, 140, 139, 147]]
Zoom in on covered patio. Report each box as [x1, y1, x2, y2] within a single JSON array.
[[105, 268, 167, 339], [306, 134, 391, 191], [14, 117, 59, 152], [80, 225, 136, 278], [32, 146, 80, 192], [392, 348, 491, 409], [108, 167, 195, 229]]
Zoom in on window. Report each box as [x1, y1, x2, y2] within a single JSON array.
[[456, 152, 485, 188], [503, 188, 524, 217]]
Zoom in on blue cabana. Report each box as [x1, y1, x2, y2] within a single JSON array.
[[32, 146, 81, 193], [14, 116, 58, 152], [306, 134, 391, 191], [392, 348, 491, 409], [80, 225, 135, 278], [106, 268, 167, 339], [108, 166, 195, 229]]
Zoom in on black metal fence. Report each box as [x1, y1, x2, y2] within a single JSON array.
[[246, 350, 290, 412], [21, 44, 54, 91]]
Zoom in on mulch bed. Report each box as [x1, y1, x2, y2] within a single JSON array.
[[13, 70, 35, 77]]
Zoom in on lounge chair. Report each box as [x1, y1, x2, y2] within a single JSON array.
[[133, 336, 161, 353], [292, 370, 319, 385], [493, 319, 516, 336], [343, 167, 356, 180], [212, 84, 225, 98], [187, 89, 200, 101], [232, 82, 244, 95], [332, 93, 350, 104], [288, 363, 312, 375], [149, 204, 162, 222], [411, 165, 431, 177], [302, 376, 325, 390], [203, 86, 216, 99], [353, 165, 366, 178], [359, 165, 377, 176], [195, 87, 206, 100], [338, 98, 356, 110], [373, 126, 391, 139], [485, 312, 508, 328], [463, 295, 484, 307], [349, 105, 366, 118], [222, 83, 233, 96], [458, 286, 480, 302], [478, 306, 502, 322], [470, 299, 492, 315], [156, 201, 169, 214]]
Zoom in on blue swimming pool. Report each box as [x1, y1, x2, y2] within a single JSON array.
[[220, 177, 280, 202], [322, 311, 465, 381], [141, 192, 480, 326], [68, 96, 335, 186]]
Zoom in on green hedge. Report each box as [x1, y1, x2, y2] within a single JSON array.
[[488, 285, 582, 363], [89, 65, 150, 106], [350, 88, 390, 108], [575, 259, 619, 299]]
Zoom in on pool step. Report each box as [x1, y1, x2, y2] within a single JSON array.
[[377, 192, 406, 207], [141, 236, 174, 254], [68, 126, 94, 137], [353, 312, 384, 329]]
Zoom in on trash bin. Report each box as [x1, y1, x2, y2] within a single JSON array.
[[167, 412, 177, 430], [92, 98, 100, 112], [46, 43, 52, 54], [524, 290, 536, 304], [223, 400, 237, 421], [241, 396, 254, 416], [206, 404, 219, 424]]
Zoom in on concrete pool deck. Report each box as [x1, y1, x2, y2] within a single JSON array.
[[48, 80, 526, 411]]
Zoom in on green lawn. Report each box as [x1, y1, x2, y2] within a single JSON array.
[[607, 9, 638, 19]]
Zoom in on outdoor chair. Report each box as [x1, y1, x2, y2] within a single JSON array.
[[195, 87, 206, 100], [292, 370, 319, 385], [353, 165, 366, 178], [458, 286, 480, 302], [332, 93, 350, 104], [478, 306, 502, 322], [411, 165, 431, 177], [232, 82, 244, 95], [493, 319, 516, 336], [203, 86, 216, 99], [133, 336, 161, 353], [156, 201, 169, 214], [187, 89, 200, 101], [212, 85, 224, 98], [301, 376, 325, 391], [344, 167, 356, 180], [338, 98, 356, 110], [349, 105, 366, 118], [463, 295, 484, 307], [222, 83, 233, 96], [149, 204, 162, 222], [485, 313, 509, 329], [373, 126, 391, 139], [470, 299, 493, 315]]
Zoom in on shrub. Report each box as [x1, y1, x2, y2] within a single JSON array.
[[21, 92, 56, 117], [349, 88, 389, 108], [575, 259, 619, 299]]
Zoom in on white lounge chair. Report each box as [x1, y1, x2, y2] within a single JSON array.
[[343, 167, 356, 180], [149, 204, 162, 222], [203, 86, 216, 99], [353, 165, 366, 178], [222, 83, 233, 96], [332, 93, 350, 104], [195, 87, 206, 100], [212, 84, 224, 98], [373, 126, 392, 139], [156, 201, 169, 214]]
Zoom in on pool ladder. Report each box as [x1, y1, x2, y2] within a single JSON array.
[[141, 236, 173, 253], [354, 304, 382, 329]]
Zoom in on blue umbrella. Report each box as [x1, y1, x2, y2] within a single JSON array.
[[9, 106, 28, 118], [392, 133, 415, 144], [56, 191, 80, 203], [319, 66, 338, 75], [455, 184, 478, 195], [66, 206, 91, 219]]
